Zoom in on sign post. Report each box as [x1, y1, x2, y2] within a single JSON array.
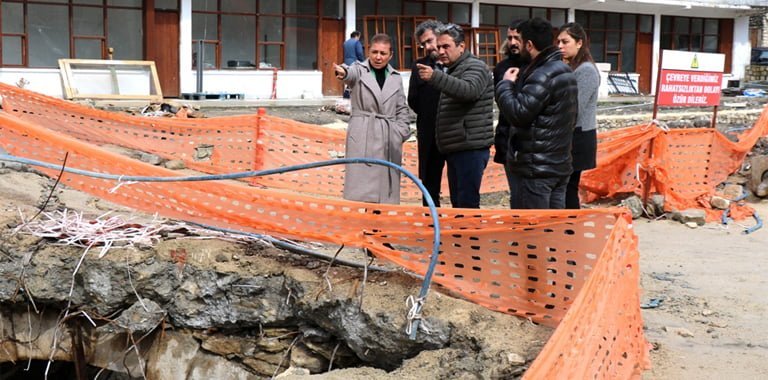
[[645, 50, 725, 204], [654, 50, 725, 128]]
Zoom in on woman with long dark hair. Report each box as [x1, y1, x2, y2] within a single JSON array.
[[557, 22, 600, 209]]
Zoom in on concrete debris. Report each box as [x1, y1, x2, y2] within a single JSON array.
[[664, 326, 694, 338], [139, 152, 164, 165], [722, 183, 744, 201], [685, 222, 699, 229], [747, 155, 768, 197], [507, 352, 527, 366], [709, 196, 731, 210], [276, 367, 311, 378], [164, 159, 187, 170], [670, 209, 706, 226], [622, 195, 644, 219], [757, 180, 768, 198], [195, 144, 215, 161], [646, 194, 666, 217]]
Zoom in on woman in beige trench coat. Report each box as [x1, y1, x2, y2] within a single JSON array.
[[333, 34, 412, 204]]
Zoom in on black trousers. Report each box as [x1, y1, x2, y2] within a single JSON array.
[[565, 170, 582, 209], [418, 139, 446, 207]]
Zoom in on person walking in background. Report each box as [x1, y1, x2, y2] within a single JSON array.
[[333, 34, 411, 204], [408, 20, 446, 207], [416, 24, 494, 209], [494, 18, 578, 209], [342, 31, 365, 99], [343, 30, 364, 66], [557, 22, 599, 209], [492, 19, 525, 208]]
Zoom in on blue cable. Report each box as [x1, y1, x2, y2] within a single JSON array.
[[0, 153, 441, 340], [744, 212, 763, 235]]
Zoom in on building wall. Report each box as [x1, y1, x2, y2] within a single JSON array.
[[0, 0, 760, 100], [180, 70, 323, 100]]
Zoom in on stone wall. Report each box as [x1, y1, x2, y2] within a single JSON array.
[[745, 65, 768, 82], [597, 107, 764, 131]]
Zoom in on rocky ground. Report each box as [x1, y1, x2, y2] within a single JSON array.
[[0, 169, 550, 379], [1, 97, 768, 379]]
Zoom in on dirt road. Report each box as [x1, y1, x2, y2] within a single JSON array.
[[637, 200, 768, 379]]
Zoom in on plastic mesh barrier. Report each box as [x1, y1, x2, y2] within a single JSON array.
[[0, 83, 509, 200], [3, 82, 763, 221], [581, 106, 768, 221], [0, 86, 650, 378]]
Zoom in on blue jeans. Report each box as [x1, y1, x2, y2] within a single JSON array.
[[446, 148, 489, 208], [508, 173, 568, 209]]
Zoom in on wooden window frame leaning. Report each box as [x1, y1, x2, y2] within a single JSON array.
[[58, 59, 163, 102]]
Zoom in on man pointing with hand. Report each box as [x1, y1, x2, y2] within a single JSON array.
[[416, 23, 494, 209]]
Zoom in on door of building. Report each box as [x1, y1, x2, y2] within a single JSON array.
[[321, 19, 344, 96], [153, 10, 180, 98], [636, 32, 652, 94]]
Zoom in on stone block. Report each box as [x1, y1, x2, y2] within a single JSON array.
[[164, 159, 186, 170], [747, 155, 768, 196], [670, 209, 706, 226], [646, 194, 665, 216], [622, 195, 644, 219], [722, 183, 744, 200], [709, 196, 730, 210], [139, 152, 163, 165]]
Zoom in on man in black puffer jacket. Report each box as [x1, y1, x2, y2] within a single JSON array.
[[416, 24, 494, 209], [495, 18, 578, 209]]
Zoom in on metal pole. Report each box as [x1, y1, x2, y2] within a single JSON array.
[[645, 50, 665, 205], [652, 50, 664, 121], [196, 40, 204, 93]]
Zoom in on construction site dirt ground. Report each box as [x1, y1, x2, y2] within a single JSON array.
[[165, 103, 768, 379], [2, 103, 768, 379]]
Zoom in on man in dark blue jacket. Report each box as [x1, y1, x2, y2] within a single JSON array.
[[408, 20, 445, 207], [343, 31, 364, 65], [343, 31, 364, 99], [495, 18, 578, 209]]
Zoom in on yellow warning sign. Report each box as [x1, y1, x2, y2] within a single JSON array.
[[691, 54, 699, 69]]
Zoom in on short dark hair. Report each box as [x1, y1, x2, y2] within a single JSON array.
[[518, 18, 554, 51], [437, 23, 464, 45], [415, 19, 443, 39], [351, 31, 361, 38], [370, 33, 392, 50], [508, 19, 524, 31]]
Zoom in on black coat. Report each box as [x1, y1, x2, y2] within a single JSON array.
[[495, 46, 578, 178], [408, 56, 442, 152], [492, 54, 524, 164]]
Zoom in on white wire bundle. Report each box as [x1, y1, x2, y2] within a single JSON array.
[[15, 209, 166, 258]]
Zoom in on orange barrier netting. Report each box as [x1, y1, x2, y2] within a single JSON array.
[[0, 94, 649, 378], [2, 82, 765, 222], [581, 105, 768, 221]]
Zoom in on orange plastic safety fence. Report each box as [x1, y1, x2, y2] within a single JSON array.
[[582, 105, 768, 221], [0, 107, 648, 378], [0, 82, 509, 201]]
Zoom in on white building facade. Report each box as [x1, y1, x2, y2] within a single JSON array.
[[0, 0, 763, 100]]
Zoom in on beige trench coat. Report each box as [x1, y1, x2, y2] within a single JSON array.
[[341, 60, 411, 204]]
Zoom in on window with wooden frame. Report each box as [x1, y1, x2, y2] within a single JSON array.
[[0, 0, 143, 68], [478, 4, 566, 65], [471, 28, 499, 67], [356, 0, 472, 70], [660, 16, 720, 53], [191, 0, 319, 70], [576, 11, 652, 73]]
